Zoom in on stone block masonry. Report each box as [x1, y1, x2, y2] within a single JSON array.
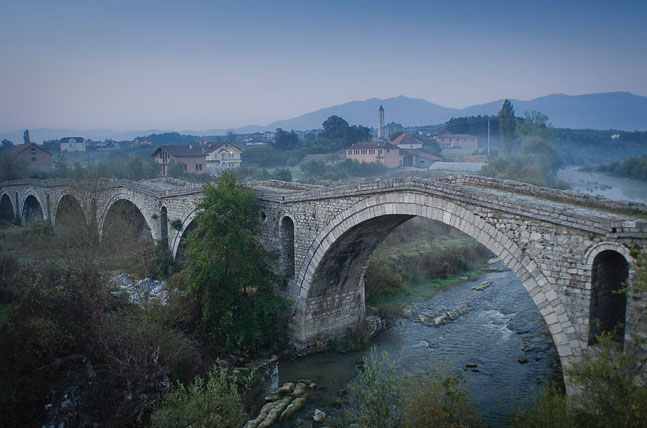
[[3, 175, 647, 385]]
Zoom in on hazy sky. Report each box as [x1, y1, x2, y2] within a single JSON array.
[[1, 0, 646, 132]]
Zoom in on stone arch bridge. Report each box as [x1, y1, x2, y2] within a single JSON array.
[[2, 175, 646, 372]]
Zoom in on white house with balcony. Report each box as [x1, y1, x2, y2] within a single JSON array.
[[205, 142, 242, 174], [60, 137, 86, 152]]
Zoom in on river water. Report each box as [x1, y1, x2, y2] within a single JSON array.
[[249, 262, 560, 426], [557, 166, 647, 204]]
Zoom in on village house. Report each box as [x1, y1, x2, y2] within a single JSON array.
[[390, 132, 423, 149], [60, 137, 86, 152], [346, 141, 399, 168], [150, 144, 207, 176], [205, 142, 242, 173], [434, 133, 479, 150], [6, 143, 53, 172]]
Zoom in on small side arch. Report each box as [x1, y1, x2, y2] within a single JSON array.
[[279, 214, 296, 278], [584, 242, 633, 346], [53, 193, 87, 231], [21, 191, 45, 226], [0, 192, 16, 222], [97, 193, 155, 242]]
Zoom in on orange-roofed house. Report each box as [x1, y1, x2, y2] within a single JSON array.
[[6, 143, 53, 172], [391, 132, 423, 149]]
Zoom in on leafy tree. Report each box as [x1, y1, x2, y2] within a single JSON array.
[[318, 115, 371, 150], [272, 128, 300, 151], [498, 99, 517, 154], [1, 139, 14, 152], [23, 129, 31, 145], [320, 115, 351, 141], [0, 153, 28, 181], [186, 171, 287, 352]]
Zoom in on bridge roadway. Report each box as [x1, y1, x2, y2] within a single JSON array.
[[2, 175, 646, 379]]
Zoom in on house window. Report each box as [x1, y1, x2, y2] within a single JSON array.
[[196, 164, 202, 171], [183, 164, 188, 171], [31, 156, 37, 162], [347, 150, 351, 155]]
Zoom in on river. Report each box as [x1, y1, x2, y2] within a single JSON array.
[[557, 166, 647, 204], [249, 261, 560, 426]]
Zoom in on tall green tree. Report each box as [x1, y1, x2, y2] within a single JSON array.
[[186, 171, 287, 352], [273, 128, 300, 151], [498, 99, 516, 155]]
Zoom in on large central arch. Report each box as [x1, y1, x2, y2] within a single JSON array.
[[290, 192, 576, 368]]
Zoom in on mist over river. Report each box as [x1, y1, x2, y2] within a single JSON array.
[[557, 166, 647, 204], [249, 263, 560, 426]]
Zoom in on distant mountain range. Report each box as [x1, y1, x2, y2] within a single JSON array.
[[2, 92, 646, 143]]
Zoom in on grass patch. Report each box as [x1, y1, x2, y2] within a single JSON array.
[[368, 269, 481, 310]]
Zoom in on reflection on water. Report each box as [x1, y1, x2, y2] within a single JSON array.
[[250, 265, 560, 426], [557, 166, 647, 204]]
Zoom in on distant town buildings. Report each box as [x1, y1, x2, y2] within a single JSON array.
[[205, 142, 242, 174], [6, 143, 52, 171], [346, 141, 400, 168], [60, 137, 86, 152], [134, 137, 152, 146], [434, 133, 478, 150]]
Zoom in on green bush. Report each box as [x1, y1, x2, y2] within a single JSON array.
[[150, 366, 248, 428], [344, 348, 406, 428], [340, 348, 480, 428], [403, 373, 480, 428]]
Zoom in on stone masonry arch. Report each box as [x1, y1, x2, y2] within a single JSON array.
[[292, 192, 577, 370], [98, 193, 156, 242], [583, 242, 636, 347], [53, 193, 87, 230], [20, 190, 46, 225], [0, 191, 16, 222]]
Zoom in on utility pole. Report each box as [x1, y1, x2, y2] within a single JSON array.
[[487, 116, 491, 159]]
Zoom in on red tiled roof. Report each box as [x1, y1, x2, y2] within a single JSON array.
[[206, 142, 241, 153], [150, 145, 205, 158], [391, 132, 422, 146], [7, 143, 52, 156]]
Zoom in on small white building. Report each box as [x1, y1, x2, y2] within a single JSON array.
[[60, 137, 86, 152], [205, 142, 242, 173]]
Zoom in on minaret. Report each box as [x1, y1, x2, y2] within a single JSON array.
[[377, 105, 384, 140]]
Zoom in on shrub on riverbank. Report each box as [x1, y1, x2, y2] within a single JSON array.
[[338, 348, 480, 428]]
